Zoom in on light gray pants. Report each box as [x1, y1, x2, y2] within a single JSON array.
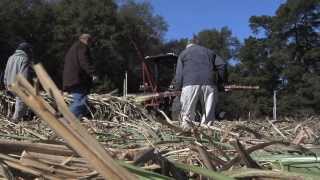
[[180, 85, 217, 124], [13, 96, 27, 121]]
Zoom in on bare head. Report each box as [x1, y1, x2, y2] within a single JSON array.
[[187, 35, 199, 45], [79, 34, 92, 45]]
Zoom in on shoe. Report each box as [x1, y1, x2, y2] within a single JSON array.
[[11, 118, 20, 124], [206, 121, 213, 126], [200, 120, 213, 127]]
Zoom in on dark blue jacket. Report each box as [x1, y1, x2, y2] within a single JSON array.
[[174, 44, 226, 89]]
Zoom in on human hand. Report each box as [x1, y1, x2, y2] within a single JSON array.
[[92, 75, 98, 82], [217, 84, 225, 92], [169, 84, 174, 90]]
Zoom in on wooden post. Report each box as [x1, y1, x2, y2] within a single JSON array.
[[123, 76, 126, 97], [123, 71, 128, 97], [125, 71, 128, 96], [273, 90, 277, 121]]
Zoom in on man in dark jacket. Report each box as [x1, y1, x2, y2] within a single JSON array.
[[4, 42, 33, 122], [174, 37, 226, 130], [63, 34, 96, 118]]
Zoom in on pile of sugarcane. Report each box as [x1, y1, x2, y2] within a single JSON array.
[[1, 113, 320, 179], [0, 91, 161, 148], [1, 72, 320, 180], [0, 95, 320, 179], [0, 91, 15, 118], [0, 91, 152, 122]]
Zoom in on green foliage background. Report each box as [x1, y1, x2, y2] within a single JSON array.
[[0, 0, 319, 119]]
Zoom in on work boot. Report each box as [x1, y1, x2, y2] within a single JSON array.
[[206, 121, 213, 126], [9, 118, 20, 124]]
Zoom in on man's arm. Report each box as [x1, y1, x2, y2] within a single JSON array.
[[174, 55, 183, 91], [213, 54, 227, 84], [3, 60, 9, 88], [20, 57, 33, 83], [20, 61, 29, 77], [78, 47, 95, 76]]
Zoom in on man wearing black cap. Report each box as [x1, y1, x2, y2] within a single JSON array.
[[3, 42, 33, 122]]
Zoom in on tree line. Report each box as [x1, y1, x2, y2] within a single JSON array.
[[0, 0, 319, 119]]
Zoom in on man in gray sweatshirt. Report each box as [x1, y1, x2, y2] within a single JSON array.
[[174, 37, 226, 130], [3, 42, 33, 122]]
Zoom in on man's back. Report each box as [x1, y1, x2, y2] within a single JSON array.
[[175, 44, 226, 88], [3, 50, 29, 89], [63, 41, 94, 91]]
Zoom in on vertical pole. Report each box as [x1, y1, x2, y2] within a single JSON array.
[[125, 71, 128, 97], [273, 90, 277, 121], [123, 76, 125, 97]]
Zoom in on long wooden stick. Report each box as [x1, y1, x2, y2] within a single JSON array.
[[0, 140, 74, 156], [11, 64, 136, 180], [11, 80, 131, 179], [192, 145, 216, 171], [0, 153, 61, 180], [20, 151, 88, 178], [33, 64, 136, 179], [267, 119, 287, 139], [23, 151, 88, 168], [33, 64, 126, 161]]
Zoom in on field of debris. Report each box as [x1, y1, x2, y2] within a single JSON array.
[[0, 65, 320, 180]]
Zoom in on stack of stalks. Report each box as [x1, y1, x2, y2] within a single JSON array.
[[0, 64, 319, 179]]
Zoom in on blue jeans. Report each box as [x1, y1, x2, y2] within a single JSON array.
[[69, 88, 88, 118]]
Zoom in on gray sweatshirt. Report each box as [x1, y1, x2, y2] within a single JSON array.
[[174, 44, 226, 89], [3, 50, 30, 89]]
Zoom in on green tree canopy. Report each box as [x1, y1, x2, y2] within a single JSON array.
[[0, 0, 319, 119]]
